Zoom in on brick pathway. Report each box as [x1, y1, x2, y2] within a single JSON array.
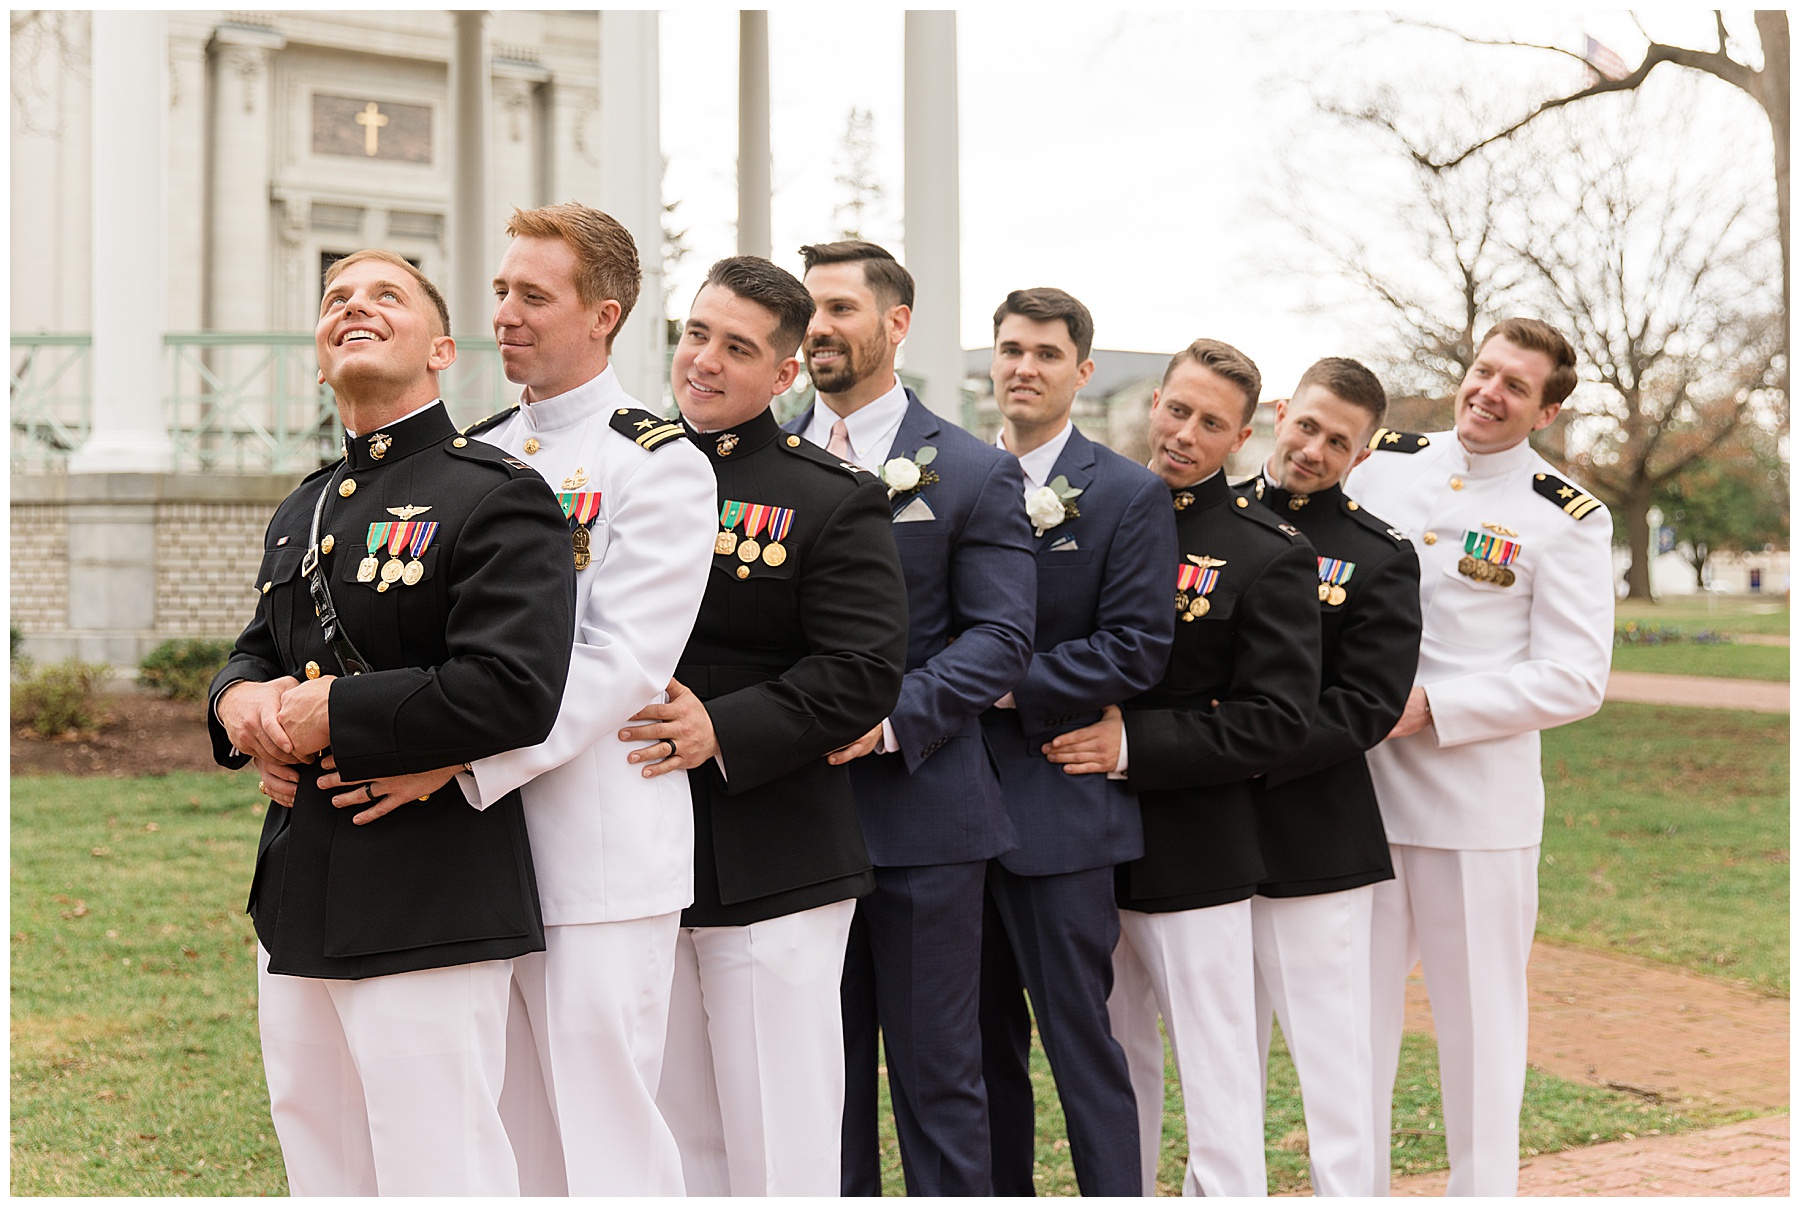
[[1392, 1116, 1789, 1196], [1389, 940, 1789, 1196], [1606, 671, 1788, 712]]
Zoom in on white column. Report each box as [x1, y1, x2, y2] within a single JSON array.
[[206, 23, 285, 331], [74, 10, 173, 472], [597, 11, 666, 411], [737, 11, 771, 259], [903, 12, 964, 422], [449, 11, 493, 343]]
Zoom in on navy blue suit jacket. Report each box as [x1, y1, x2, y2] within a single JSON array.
[[980, 427, 1178, 877], [786, 392, 1037, 866]]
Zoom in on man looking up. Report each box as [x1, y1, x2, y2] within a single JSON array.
[[786, 240, 1036, 1196], [210, 251, 575, 1194], [449, 202, 717, 1195], [977, 287, 1177, 1197], [1055, 338, 1320, 1196], [1238, 358, 1422, 1195], [1348, 318, 1612, 1195], [635, 256, 908, 1195]]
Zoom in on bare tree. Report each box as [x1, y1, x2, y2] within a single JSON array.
[[1403, 13, 1789, 360], [10, 10, 87, 137], [832, 107, 885, 241], [1512, 100, 1783, 599]]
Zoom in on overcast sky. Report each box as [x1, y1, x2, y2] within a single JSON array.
[[658, 9, 1777, 397]]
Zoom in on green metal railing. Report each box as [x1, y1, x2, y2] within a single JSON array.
[[11, 333, 980, 472], [12, 333, 512, 474]]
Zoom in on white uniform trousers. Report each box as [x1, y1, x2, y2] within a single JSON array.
[[1252, 886, 1378, 1196], [256, 946, 517, 1196], [1369, 844, 1538, 1197], [1109, 901, 1266, 1197], [656, 899, 856, 1196], [498, 913, 685, 1195]]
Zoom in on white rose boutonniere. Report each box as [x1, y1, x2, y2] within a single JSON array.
[[879, 445, 939, 499], [1028, 474, 1084, 537]]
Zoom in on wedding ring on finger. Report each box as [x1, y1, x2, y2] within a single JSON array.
[[362, 782, 378, 804], [665, 738, 679, 759], [257, 780, 269, 797]]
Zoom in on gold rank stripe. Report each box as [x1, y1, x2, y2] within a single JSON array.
[[634, 422, 686, 451], [1531, 472, 1604, 520], [1562, 493, 1604, 520]]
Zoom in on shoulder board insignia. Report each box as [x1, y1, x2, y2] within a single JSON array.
[[1367, 427, 1431, 453], [1278, 522, 1300, 536], [462, 406, 520, 438], [503, 457, 530, 470], [1342, 496, 1407, 543], [1387, 527, 1405, 541], [609, 406, 687, 452], [1532, 472, 1604, 521]]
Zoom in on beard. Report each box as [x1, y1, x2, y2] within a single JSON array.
[[806, 329, 887, 395]]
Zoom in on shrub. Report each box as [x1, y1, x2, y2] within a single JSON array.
[[138, 638, 236, 703], [1614, 621, 1732, 647], [10, 624, 22, 664], [11, 659, 110, 737]]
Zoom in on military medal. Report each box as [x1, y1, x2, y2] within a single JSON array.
[[738, 502, 775, 564], [1176, 555, 1225, 621], [1317, 556, 1355, 607], [361, 521, 391, 582], [715, 530, 739, 556], [761, 507, 795, 567], [738, 538, 762, 563], [1459, 530, 1520, 587], [380, 558, 405, 583], [557, 491, 604, 571], [401, 521, 438, 586], [357, 554, 380, 582], [716, 500, 748, 557]]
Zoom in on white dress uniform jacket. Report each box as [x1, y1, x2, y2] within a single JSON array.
[[460, 367, 718, 921], [1346, 431, 1614, 849]]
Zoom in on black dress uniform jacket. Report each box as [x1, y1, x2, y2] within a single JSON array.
[[678, 408, 908, 928], [207, 403, 576, 979], [1116, 471, 1321, 912], [1241, 474, 1421, 897]]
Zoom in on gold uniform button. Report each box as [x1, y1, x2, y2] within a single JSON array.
[[524, 437, 541, 455], [1423, 531, 1438, 545], [736, 565, 750, 579], [1346, 500, 1359, 511], [1235, 496, 1249, 508], [617, 408, 630, 415], [320, 535, 335, 555], [453, 437, 468, 448], [339, 479, 356, 497], [1450, 477, 1464, 490], [261, 581, 272, 594], [304, 660, 321, 679], [786, 435, 801, 447]]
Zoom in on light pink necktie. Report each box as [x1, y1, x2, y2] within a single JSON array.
[[827, 418, 854, 461]]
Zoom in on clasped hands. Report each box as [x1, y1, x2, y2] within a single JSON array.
[[221, 675, 457, 825]]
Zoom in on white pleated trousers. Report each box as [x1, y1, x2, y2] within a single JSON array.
[[498, 912, 685, 1195], [1252, 886, 1379, 1195], [655, 899, 856, 1196], [1109, 900, 1266, 1197], [256, 946, 517, 1196], [1369, 844, 1538, 1197]]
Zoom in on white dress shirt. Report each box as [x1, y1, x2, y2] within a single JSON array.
[[801, 376, 911, 469], [997, 420, 1077, 496]]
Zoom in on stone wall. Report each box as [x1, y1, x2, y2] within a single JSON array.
[[11, 472, 301, 668]]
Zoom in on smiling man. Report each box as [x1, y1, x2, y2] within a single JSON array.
[[209, 250, 576, 1194], [1238, 358, 1422, 1195], [1346, 319, 1613, 1196], [445, 202, 718, 1196], [1057, 337, 1320, 1196], [634, 255, 907, 1195], [785, 240, 1036, 1197]]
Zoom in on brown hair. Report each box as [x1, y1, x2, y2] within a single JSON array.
[[1476, 317, 1578, 408], [1164, 338, 1261, 424], [505, 203, 641, 348], [1293, 356, 1387, 427], [701, 256, 816, 358], [798, 240, 915, 311], [991, 287, 1095, 361], [323, 250, 451, 337]]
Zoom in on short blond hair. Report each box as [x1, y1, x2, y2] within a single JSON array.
[[323, 250, 451, 336], [1164, 338, 1261, 424], [506, 203, 641, 348]]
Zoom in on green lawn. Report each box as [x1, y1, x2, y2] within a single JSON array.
[[15, 698, 1788, 1195], [1614, 595, 1789, 637], [1609, 641, 1790, 681], [1540, 703, 1790, 993]]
